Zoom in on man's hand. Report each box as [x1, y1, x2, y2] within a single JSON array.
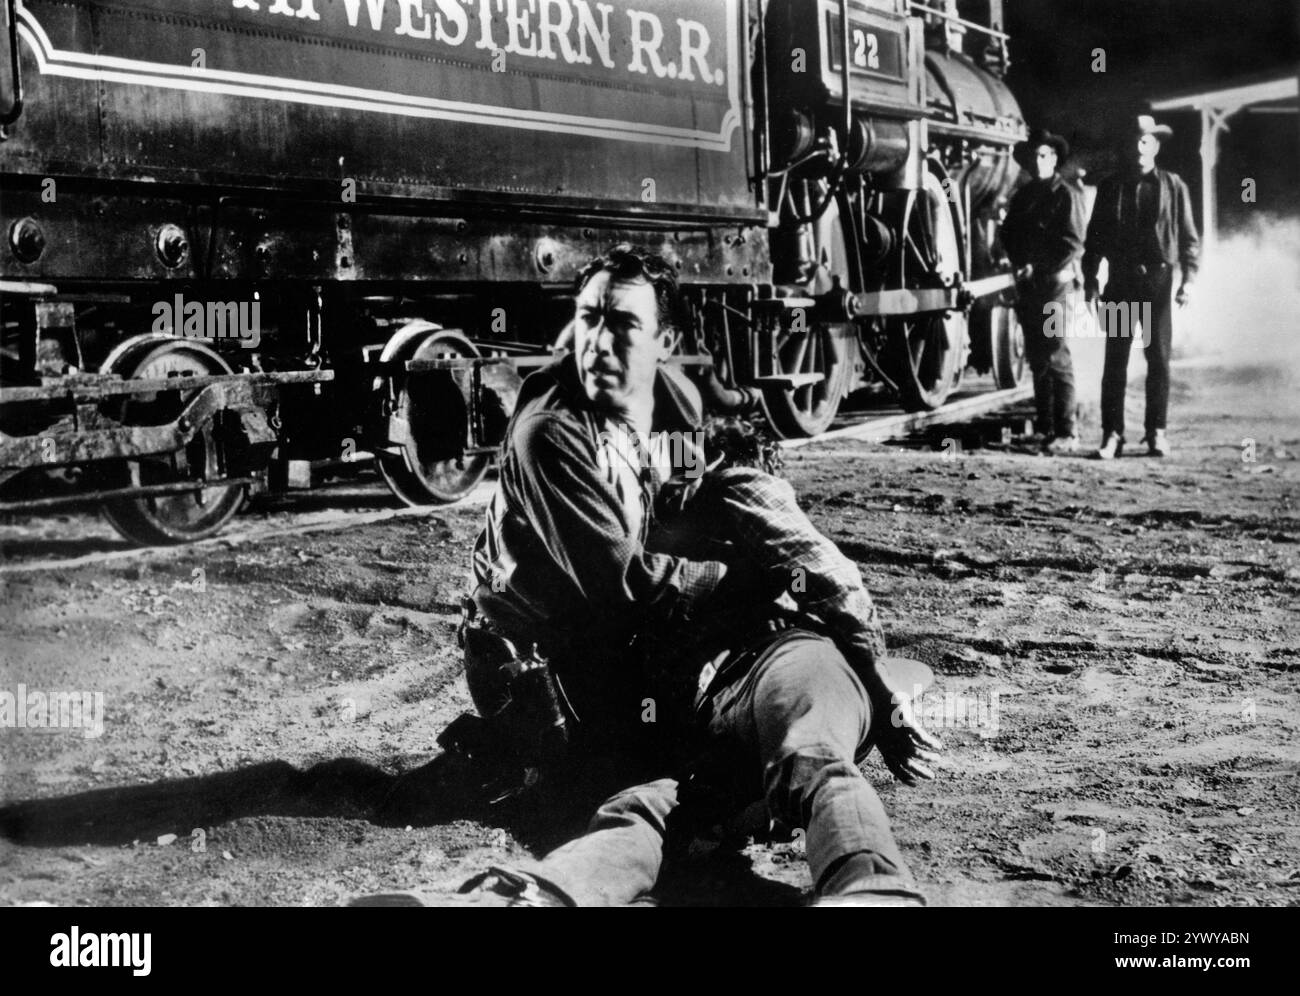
[[1175, 283, 1192, 309], [867, 679, 944, 786]]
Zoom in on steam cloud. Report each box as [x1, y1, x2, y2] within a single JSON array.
[[1063, 212, 1300, 431]]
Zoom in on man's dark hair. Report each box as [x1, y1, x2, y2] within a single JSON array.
[[576, 244, 682, 335], [703, 414, 785, 477]]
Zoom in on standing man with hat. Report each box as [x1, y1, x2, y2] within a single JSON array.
[[1082, 114, 1201, 458], [1001, 127, 1087, 454]]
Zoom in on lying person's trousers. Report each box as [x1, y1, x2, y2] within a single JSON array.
[[522, 630, 922, 905]]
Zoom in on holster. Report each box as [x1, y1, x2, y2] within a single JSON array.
[[458, 599, 572, 769]]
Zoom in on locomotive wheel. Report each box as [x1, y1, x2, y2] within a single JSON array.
[[989, 304, 1027, 389], [761, 316, 850, 438], [886, 168, 968, 412], [376, 327, 490, 506], [101, 339, 246, 545], [762, 188, 853, 438]]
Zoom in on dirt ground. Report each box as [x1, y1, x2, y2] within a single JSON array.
[[1, 356, 1296, 907]]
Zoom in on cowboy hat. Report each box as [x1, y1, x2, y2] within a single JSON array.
[[878, 656, 936, 702], [1133, 114, 1174, 140], [1013, 127, 1070, 171]]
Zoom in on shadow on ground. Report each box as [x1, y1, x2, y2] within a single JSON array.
[[0, 752, 804, 907]]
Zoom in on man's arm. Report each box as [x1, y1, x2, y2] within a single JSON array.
[[1173, 173, 1201, 283], [999, 187, 1028, 268], [1039, 184, 1087, 276], [713, 470, 940, 784], [1081, 179, 1113, 295], [509, 412, 728, 623], [712, 471, 886, 671]]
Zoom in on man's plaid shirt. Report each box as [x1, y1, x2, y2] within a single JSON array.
[[644, 466, 888, 713]]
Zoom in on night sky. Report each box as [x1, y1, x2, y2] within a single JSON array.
[[988, 0, 1300, 221]]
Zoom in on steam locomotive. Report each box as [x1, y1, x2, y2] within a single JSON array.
[[0, 0, 1027, 544]]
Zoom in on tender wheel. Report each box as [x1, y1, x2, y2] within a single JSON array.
[[885, 167, 968, 412], [762, 181, 854, 438], [101, 339, 246, 545], [376, 327, 490, 506], [989, 303, 1026, 389]]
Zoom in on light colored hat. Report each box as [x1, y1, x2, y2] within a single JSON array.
[[1134, 114, 1174, 140]]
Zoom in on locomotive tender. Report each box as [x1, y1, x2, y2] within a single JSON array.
[[0, 0, 1027, 544]]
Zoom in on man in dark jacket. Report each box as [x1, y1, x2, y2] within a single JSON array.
[[1001, 127, 1087, 454], [361, 246, 938, 907], [1083, 115, 1201, 458]]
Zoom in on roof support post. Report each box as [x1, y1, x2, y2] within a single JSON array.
[[1198, 105, 1233, 255]]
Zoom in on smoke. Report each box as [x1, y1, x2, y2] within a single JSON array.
[[1179, 214, 1300, 371], [1175, 213, 1300, 426], [1061, 212, 1300, 434]]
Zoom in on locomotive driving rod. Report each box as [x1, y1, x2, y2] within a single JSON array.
[[846, 273, 1017, 317]]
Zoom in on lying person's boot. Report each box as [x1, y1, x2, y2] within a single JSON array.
[[1042, 433, 1080, 456], [1145, 429, 1170, 457], [1094, 432, 1123, 460], [349, 866, 575, 907]]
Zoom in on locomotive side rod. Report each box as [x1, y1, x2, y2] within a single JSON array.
[[847, 272, 1016, 317]]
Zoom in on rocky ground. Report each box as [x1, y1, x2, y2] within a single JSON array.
[[0, 357, 1296, 907]]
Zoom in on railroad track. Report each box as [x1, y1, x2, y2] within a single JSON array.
[[786, 380, 1034, 449], [0, 379, 1034, 574]]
